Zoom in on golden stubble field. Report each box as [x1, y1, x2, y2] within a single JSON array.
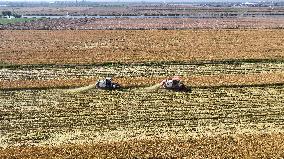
[[0, 29, 284, 158], [1, 86, 284, 158]]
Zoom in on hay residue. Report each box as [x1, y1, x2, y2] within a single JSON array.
[[144, 83, 161, 91], [64, 84, 96, 93]]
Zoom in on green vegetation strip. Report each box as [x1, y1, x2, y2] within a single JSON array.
[[0, 18, 38, 25]]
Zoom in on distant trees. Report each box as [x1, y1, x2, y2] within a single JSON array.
[[1, 11, 21, 18], [2, 11, 12, 18]]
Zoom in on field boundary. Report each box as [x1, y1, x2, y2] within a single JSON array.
[[1, 58, 284, 69]]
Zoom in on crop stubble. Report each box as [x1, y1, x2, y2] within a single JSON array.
[[1, 86, 284, 147], [0, 29, 284, 157], [1, 133, 284, 158]]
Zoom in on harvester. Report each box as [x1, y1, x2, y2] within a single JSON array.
[[95, 77, 120, 90], [64, 77, 120, 93], [160, 76, 190, 92]]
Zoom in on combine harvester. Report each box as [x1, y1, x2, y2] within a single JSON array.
[[65, 76, 190, 93], [145, 76, 191, 92], [95, 77, 120, 90], [161, 76, 188, 91], [65, 77, 120, 93]]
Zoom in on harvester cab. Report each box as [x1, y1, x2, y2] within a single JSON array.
[[96, 77, 120, 90], [161, 76, 189, 91]]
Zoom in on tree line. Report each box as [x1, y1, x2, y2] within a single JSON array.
[[1, 11, 21, 18]]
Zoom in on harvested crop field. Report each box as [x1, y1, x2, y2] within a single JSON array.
[[1, 62, 284, 89], [1, 17, 284, 30], [1, 85, 284, 144], [2, 133, 284, 158], [0, 29, 284, 157], [5, 6, 284, 17], [1, 6, 283, 30], [1, 85, 284, 157]]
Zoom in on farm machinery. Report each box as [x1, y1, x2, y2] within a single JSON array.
[[65, 77, 120, 93], [66, 77, 190, 93], [160, 76, 191, 92], [96, 76, 190, 92], [95, 77, 121, 90]]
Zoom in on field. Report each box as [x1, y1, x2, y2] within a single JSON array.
[[1, 30, 284, 64], [1, 17, 284, 30], [3, 5, 284, 17], [0, 5, 283, 30], [0, 18, 38, 25], [0, 29, 284, 158]]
